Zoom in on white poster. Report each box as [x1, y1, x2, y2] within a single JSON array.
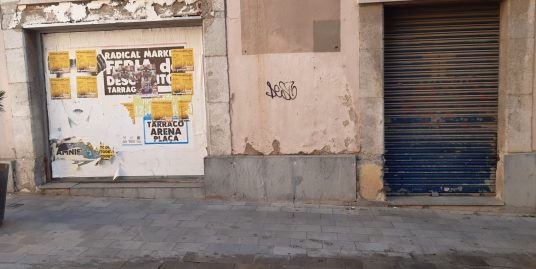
[[42, 28, 207, 178]]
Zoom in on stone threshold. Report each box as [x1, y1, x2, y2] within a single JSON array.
[[37, 181, 205, 199], [39, 181, 204, 189]]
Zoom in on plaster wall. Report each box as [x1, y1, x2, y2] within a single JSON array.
[[0, 28, 16, 160], [227, 0, 360, 155], [497, 0, 536, 202]]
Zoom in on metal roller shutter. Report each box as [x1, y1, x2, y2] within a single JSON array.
[[383, 3, 500, 195]]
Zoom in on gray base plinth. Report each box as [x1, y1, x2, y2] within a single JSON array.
[[504, 153, 536, 209], [205, 155, 357, 205]]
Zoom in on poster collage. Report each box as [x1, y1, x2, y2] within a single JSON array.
[[47, 46, 196, 167]]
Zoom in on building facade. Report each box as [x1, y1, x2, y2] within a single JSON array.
[[0, 0, 535, 209]]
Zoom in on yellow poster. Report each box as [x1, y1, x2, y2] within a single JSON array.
[[98, 144, 115, 160], [76, 76, 98, 98], [171, 48, 194, 72], [151, 100, 173, 121], [48, 51, 70, 73], [121, 103, 135, 124], [171, 73, 194, 95], [178, 100, 191, 120], [76, 50, 97, 73], [50, 78, 71, 99]]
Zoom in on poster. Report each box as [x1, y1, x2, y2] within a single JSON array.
[[102, 47, 185, 96], [76, 76, 98, 98], [43, 27, 206, 178], [171, 73, 194, 95], [151, 100, 173, 121], [76, 50, 98, 73], [51, 137, 116, 166], [179, 100, 191, 120], [50, 78, 71, 99], [121, 102, 135, 124], [144, 117, 189, 144], [48, 51, 70, 73], [171, 48, 194, 72], [176, 95, 192, 120]]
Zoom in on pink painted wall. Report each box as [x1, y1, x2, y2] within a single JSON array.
[[227, 0, 360, 155]]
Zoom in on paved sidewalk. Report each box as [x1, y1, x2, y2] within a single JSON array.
[[0, 194, 535, 268]]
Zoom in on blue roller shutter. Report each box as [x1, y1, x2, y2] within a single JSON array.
[[384, 3, 499, 195]]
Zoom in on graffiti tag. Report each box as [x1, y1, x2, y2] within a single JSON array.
[[266, 81, 297, 100]]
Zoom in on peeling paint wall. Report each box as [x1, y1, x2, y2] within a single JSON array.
[[227, 0, 360, 155], [8, 0, 201, 29]]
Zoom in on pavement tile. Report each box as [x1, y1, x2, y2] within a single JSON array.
[[2, 195, 536, 269], [322, 240, 356, 251], [159, 261, 195, 269], [0, 253, 23, 263], [398, 261, 438, 269], [323, 226, 379, 235], [76, 239, 114, 248], [273, 247, 306, 256], [337, 233, 369, 242], [289, 239, 322, 249], [306, 232, 338, 241], [18, 253, 52, 264], [141, 242, 177, 251], [306, 248, 340, 258], [108, 240, 145, 250], [0, 264, 30, 269], [14, 245, 51, 255], [194, 263, 235, 269], [173, 243, 207, 252], [355, 242, 390, 253], [446, 254, 490, 266], [119, 260, 161, 269], [0, 243, 23, 253], [150, 219, 180, 227], [362, 259, 398, 269], [235, 264, 272, 269], [80, 247, 121, 258], [258, 237, 291, 246]]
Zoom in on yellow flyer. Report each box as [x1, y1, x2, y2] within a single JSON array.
[[76, 50, 97, 73], [171, 48, 194, 72], [121, 103, 135, 124], [98, 144, 115, 160], [178, 100, 191, 120], [48, 51, 70, 73], [171, 73, 194, 95], [50, 78, 71, 99], [76, 76, 98, 98], [151, 100, 173, 121]]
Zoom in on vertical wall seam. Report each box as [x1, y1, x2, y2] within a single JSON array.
[[532, 0, 536, 151], [224, 0, 233, 156]]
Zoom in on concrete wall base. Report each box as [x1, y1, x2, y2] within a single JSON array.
[[204, 155, 358, 205], [504, 153, 536, 209]]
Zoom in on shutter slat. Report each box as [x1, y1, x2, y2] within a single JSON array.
[[384, 3, 499, 195]]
